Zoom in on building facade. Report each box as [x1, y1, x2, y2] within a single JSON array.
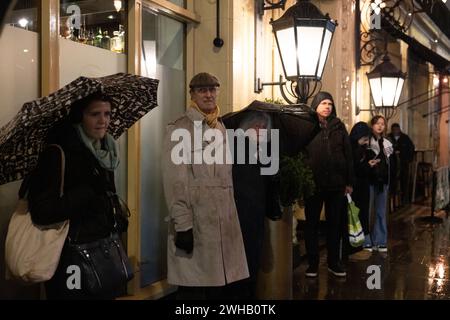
[[0, 0, 449, 299]]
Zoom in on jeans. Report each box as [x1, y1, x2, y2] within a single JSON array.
[[365, 184, 388, 247]]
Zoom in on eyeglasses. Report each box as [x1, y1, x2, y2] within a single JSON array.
[[194, 87, 218, 94]]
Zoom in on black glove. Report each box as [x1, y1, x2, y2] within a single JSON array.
[[175, 229, 194, 254]]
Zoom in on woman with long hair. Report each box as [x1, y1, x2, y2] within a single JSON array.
[[365, 115, 393, 253]]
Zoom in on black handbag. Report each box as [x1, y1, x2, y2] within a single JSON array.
[[67, 232, 133, 295]]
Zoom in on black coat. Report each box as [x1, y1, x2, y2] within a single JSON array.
[[231, 138, 281, 278], [387, 132, 415, 164], [350, 142, 375, 235], [305, 116, 355, 191], [351, 142, 375, 186], [27, 121, 124, 244]]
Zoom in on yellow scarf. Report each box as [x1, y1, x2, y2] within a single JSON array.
[[189, 101, 220, 128]]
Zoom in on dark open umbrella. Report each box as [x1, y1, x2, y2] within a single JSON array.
[[222, 100, 319, 156], [0, 73, 159, 185], [222, 100, 320, 208]]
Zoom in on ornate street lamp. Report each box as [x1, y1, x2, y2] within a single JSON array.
[[367, 55, 406, 120], [270, 0, 337, 104]]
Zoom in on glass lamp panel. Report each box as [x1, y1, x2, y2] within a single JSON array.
[[317, 29, 332, 79], [297, 26, 324, 77], [369, 78, 383, 107], [275, 27, 297, 78], [381, 77, 398, 107], [393, 78, 404, 106]]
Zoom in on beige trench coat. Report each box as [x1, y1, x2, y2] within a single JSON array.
[[162, 107, 249, 286]]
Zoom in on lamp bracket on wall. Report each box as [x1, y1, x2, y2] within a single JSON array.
[[257, 0, 287, 16], [357, 0, 419, 67], [357, 0, 447, 67], [256, 76, 286, 93], [359, 30, 388, 67], [257, 75, 322, 104]]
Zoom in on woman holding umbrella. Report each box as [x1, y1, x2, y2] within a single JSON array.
[[26, 92, 130, 300], [2, 73, 157, 300]]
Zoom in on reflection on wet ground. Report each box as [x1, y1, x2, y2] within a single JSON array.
[[293, 204, 450, 299]]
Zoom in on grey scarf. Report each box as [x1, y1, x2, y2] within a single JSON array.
[[75, 124, 120, 171]]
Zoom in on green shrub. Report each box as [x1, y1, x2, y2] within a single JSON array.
[[276, 153, 315, 207]]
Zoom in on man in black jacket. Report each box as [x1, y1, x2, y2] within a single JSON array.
[[227, 111, 282, 299], [387, 123, 415, 206], [304, 92, 355, 278]]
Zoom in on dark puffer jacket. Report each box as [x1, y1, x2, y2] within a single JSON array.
[[27, 121, 125, 244], [349, 122, 374, 184], [305, 92, 355, 191]]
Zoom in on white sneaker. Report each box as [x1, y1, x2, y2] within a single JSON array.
[[305, 265, 318, 278], [363, 245, 373, 252], [377, 246, 388, 253]]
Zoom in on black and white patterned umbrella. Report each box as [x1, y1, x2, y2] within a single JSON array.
[[0, 73, 159, 185]]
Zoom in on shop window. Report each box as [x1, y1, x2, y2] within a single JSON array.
[[0, 1, 40, 298], [58, 2, 128, 209], [0, 0, 40, 129], [59, 0, 127, 53], [139, 7, 186, 287], [4, 0, 39, 32]]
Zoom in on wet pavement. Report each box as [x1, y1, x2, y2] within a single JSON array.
[[293, 204, 450, 300]]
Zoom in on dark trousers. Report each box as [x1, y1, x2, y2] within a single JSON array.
[[353, 182, 370, 236], [304, 190, 345, 267]]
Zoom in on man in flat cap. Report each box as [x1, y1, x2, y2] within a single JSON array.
[[162, 72, 249, 299]]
